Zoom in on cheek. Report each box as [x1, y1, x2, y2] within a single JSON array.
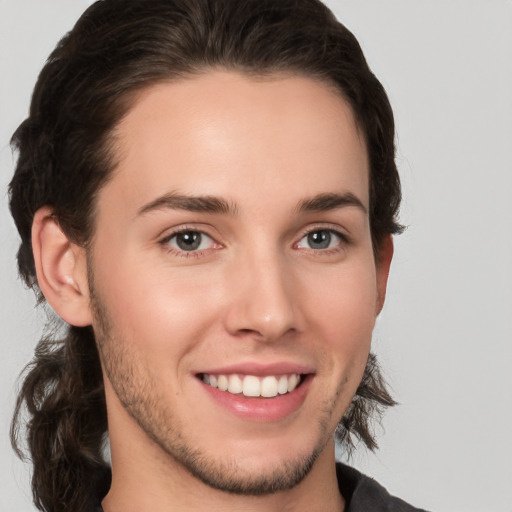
[[91, 249, 224, 365], [305, 260, 378, 367]]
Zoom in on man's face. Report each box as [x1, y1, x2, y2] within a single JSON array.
[[88, 71, 389, 493]]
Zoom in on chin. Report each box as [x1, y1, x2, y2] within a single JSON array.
[[172, 443, 323, 496]]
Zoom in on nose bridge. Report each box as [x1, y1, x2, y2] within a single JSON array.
[[224, 242, 299, 341]]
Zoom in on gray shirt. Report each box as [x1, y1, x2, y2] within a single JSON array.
[[337, 463, 430, 512]]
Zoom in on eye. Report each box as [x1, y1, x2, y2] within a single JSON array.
[[296, 229, 344, 250], [165, 230, 216, 252]]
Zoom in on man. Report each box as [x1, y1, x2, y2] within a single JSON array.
[[8, 1, 427, 511]]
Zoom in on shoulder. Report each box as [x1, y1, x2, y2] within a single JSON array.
[[336, 463, 431, 512]]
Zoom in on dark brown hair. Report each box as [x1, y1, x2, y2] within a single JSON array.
[[9, 1, 402, 510]]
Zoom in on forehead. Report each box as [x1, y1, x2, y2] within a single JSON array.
[[103, 71, 369, 216]]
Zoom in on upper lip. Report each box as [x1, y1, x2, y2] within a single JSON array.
[[196, 362, 315, 376]]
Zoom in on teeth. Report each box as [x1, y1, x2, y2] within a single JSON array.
[[228, 374, 243, 394], [261, 376, 278, 397], [277, 375, 288, 395], [243, 375, 261, 397], [287, 374, 299, 392], [218, 375, 228, 391], [202, 373, 302, 398]]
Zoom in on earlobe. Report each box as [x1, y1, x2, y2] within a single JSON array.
[[32, 207, 93, 326], [375, 235, 394, 315]]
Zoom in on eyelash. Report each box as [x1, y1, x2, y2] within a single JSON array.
[[159, 226, 220, 258], [158, 225, 350, 258], [295, 225, 350, 254]]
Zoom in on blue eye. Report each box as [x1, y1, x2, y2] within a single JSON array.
[[166, 231, 214, 252], [297, 229, 343, 250]]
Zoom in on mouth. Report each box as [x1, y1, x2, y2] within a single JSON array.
[[195, 364, 314, 421], [198, 372, 304, 398]]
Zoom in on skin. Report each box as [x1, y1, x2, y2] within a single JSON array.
[[34, 71, 392, 512]]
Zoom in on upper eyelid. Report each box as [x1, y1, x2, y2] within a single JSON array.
[[296, 223, 350, 241], [163, 229, 214, 243], [156, 222, 350, 246], [159, 228, 220, 257], [157, 224, 219, 243]]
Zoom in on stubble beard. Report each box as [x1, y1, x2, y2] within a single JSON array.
[[89, 274, 343, 496]]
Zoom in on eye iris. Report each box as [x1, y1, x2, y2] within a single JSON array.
[[307, 230, 331, 249], [176, 232, 201, 251]]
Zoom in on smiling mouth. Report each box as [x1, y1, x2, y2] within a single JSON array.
[[198, 373, 304, 398]]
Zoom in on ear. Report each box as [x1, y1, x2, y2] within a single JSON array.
[[32, 207, 93, 326], [375, 234, 394, 315]]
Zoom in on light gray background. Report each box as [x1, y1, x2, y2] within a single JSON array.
[[1, 1, 511, 511]]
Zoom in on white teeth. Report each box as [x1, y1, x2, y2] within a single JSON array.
[[243, 375, 261, 397], [202, 373, 302, 398], [217, 375, 228, 391], [261, 376, 278, 397], [228, 374, 243, 394], [277, 375, 288, 395], [287, 374, 299, 392]]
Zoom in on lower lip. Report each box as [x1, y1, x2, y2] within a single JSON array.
[[199, 375, 312, 422]]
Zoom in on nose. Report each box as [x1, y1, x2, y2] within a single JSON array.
[[223, 250, 301, 342]]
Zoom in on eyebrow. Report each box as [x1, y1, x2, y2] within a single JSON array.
[[296, 192, 367, 214], [137, 191, 366, 218], [137, 192, 238, 217]]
